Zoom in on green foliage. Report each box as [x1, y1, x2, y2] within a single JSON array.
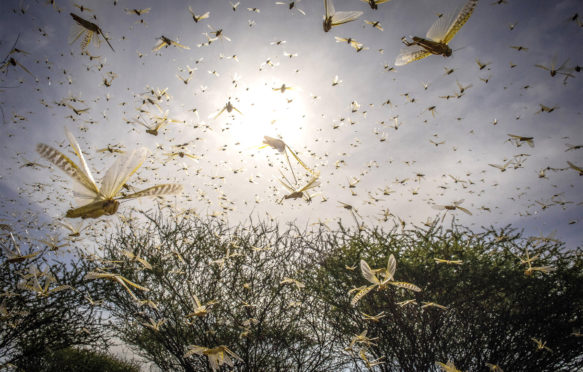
[[92, 210, 345, 371], [82, 209, 583, 371], [0, 231, 108, 370], [41, 347, 139, 372], [311, 220, 583, 371]]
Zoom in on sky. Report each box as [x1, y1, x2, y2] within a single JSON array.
[[0, 0, 581, 249]]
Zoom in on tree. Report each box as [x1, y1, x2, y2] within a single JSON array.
[[91, 210, 346, 371], [0, 229, 108, 370], [42, 347, 139, 372], [309, 220, 583, 371]]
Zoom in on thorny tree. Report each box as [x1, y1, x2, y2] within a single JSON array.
[[309, 220, 583, 371], [90, 209, 347, 371], [0, 229, 108, 370]]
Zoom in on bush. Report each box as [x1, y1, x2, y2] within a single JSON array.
[[41, 347, 139, 372], [83, 210, 583, 371]]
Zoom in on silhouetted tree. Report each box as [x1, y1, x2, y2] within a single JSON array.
[[42, 347, 139, 372], [92, 210, 346, 371], [309, 220, 583, 371], [0, 230, 108, 370]]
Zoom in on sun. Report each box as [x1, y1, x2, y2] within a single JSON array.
[[226, 80, 309, 150]]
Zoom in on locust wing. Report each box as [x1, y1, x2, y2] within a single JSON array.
[[100, 147, 148, 199], [395, 45, 431, 66], [65, 128, 98, 190], [119, 184, 183, 200], [68, 22, 86, 46], [351, 284, 375, 306], [426, 0, 478, 44], [331, 11, 363, 28], [360, 259, 380, 285], [36, 143, 100, 204], [390, 281, 421, 292], [385, 254, 396, 281], [299, 173, 321, 193], [324, 0, 335, 18], [184, 345, 207, 358], [152, 40, 166, 52]]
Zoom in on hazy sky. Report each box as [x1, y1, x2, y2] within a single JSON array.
[[0, 0, 581, 247]]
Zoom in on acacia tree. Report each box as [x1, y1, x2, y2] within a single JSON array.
[[308, 220, 583, 371], [0, 230, 108, 370], [91, 210, 347, 371]]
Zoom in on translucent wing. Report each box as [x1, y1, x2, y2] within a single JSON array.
[[360, 259, 380, 284], [119, 184, 183, 200], [278, 177, 295, 192], [287, 146, 315, 174], [390, 281, 421, 292], [208, 354, 220, 371], [331, 11, 363, 26], [386, 254, 396, 280], [80, 31, 94, 51], [100, 147, 148, 199], [325, 0, 335, 17], [224, 347, 242, 362], [426, 10, 456, 42], [351, 284, 375, 306], [210, 106, 226, 119], [299, 174, 321, 193], [68, 23, 86, 45], [184, 345, 207, 358], [36, 143, 100, 201], [427, 0, 478, 44], [395, 45, 431, 66], [65, 128, 97, 189], [172, 40, 190, 50], [152, 40, 166, 52], [376, 0, 392, 4], [457, 206, 472, 215], [442, 0, 478, 44]]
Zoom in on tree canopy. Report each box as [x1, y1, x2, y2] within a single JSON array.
[[81, 211, 583, 371]]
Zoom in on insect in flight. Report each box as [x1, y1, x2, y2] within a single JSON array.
[[362, 0, 392, 10], [209, 100, 243, 119], [69, 13, 115, 52], [351, 255, 421, 306], [323, 0, 363, 32], [395, 0, 478, 66], [36, 128, 182, 219]]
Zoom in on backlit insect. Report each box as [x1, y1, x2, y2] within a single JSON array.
[[184, 345, 242, 372], [361, 0, 392, 10], [436, 360, 462, 372], [2, 233, 41, 264], [535, 56, 574, 78], [432, 199, 472, 221], [261, 136, 314, 183], [323, 0, 363, 32], [395, 0, 478, 65], [188, 7, 210, 23], [278, 171, 320, 203], [85, 270, 149, 301], [209, 100, 243, 119], [69, 13, 115, 52], [275, 1, 306, 15], [507, 134, 534, 148], [152, 35, 190, 52], [57, 220, 88, 237], [36, 128, 182, 219], [351, 255, 421, 306]]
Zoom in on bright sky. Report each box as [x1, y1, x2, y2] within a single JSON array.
[[0, 0, 581, 247]]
